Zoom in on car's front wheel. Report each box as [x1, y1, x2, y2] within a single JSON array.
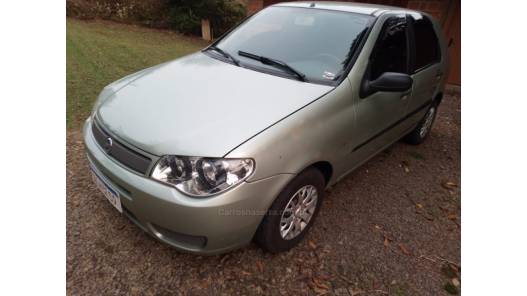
[[255, 168, 325, 253]]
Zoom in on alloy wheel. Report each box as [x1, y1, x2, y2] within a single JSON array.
[[419, 106, 436, 138], [279, 185, 318, 240]]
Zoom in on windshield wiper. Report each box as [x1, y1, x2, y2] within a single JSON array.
[[206, 46, 239, 66], [238, 50, 306, 82]]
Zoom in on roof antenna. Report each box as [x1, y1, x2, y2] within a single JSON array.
[[310, 2, 316, 8]]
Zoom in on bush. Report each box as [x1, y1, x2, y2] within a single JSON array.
[[126, 0, 171, 28], [167, 0, 246, 37], [66, 0, 98, 20], [66, 0, 171, 27], [167, 4, 201, 35], [210, 0, 247, 37], [66, 0, 246, 37]]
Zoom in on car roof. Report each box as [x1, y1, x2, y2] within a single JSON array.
[[274, 1, 414, 17]]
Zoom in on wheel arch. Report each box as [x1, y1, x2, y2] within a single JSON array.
[[307, 161, 333, 186]]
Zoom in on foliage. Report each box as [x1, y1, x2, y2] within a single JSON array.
[[212, 0, 247, 37], [66, 0, 246, 36], [67, 0, 171, 27], [167, 0, 246, 36], [167, 3, 201, 35], [66, 0, 98, 19]]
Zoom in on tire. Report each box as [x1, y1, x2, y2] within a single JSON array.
[[404, 103, 438, 145], [255, 168, 325, 253]]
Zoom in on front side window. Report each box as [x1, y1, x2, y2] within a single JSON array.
[[369, 16, 408, 80], [214, 6, 373, 84], [411, 15, 441, 71]]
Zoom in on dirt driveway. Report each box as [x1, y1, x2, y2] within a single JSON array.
[[67, 92, 461, 296]]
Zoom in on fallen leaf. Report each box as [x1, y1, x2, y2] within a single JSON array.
[[447, 214, 457, 220], [416, 203, 423, 209], [313, 286, 329, 295], [308, 240, 317, 250], [374, 224, 382, 230], [398, 243, 411, 255], [349, 288, 364, 296], [384, 237, 390, 248], [256, 260, 264, 273], [310, 278, 330, 295], [220, 254, 230, 264], [200, 280, 209, 289], [241, 270, 252, 276], [400, 161, 410, 173], [452, 278, 460, 287], [312, 277, 329, 290], [441, 181, 458, 189], [383, 233, 392, 248]]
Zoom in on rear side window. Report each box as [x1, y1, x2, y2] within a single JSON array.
[[412, 16, 441, 71], [369, 16, 408, 80]]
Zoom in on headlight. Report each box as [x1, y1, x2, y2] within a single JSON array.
[[151, 156, 254, 196]]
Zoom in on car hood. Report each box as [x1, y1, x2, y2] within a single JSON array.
[[96, 52, 333, 157]]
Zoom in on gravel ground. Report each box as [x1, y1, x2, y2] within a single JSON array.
[[67, 92, 461, 296]]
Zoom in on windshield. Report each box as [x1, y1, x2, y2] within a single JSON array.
[[214, 6, 373, 84]]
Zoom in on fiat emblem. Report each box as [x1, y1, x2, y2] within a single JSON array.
[[105, 137, 113, 153]]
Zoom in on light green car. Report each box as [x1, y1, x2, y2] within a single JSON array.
[[83, 2, 448, 254]]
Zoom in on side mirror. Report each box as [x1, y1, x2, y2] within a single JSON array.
[[362, 72, 413, 97]]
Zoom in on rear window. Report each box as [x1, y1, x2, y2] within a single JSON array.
[[412, 15, 441, 71]]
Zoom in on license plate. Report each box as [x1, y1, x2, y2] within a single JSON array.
[[90, 167, 122, 213]]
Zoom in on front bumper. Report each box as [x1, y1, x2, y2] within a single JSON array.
[[83, 117, 294, 254]]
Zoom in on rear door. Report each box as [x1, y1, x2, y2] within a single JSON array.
[[406, 14, 443, 116]]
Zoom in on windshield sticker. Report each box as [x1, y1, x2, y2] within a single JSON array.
[[323, 71, 336, 80]]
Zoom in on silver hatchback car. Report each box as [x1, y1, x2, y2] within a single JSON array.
[[84, 2, 448, 254]]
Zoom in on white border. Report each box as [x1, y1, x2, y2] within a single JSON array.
[[0, 1, 65, 294], [1, 0, 527, 295], [463, 0, 527, 295]]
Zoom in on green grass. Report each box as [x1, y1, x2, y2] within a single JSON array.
[[66, 18, 209, 128]]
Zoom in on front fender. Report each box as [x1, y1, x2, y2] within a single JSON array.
[[226, 81, 354, 185]]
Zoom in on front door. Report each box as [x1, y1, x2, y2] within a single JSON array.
[[350, 15, 412, 160]]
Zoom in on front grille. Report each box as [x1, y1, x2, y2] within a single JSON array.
[[92, 119, 152, 174]]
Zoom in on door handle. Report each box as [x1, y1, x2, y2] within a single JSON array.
[[400, 91, 411, 101], [435, 71, 443, 81]]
